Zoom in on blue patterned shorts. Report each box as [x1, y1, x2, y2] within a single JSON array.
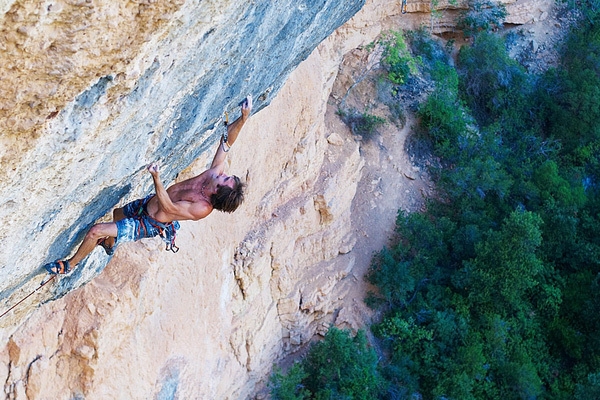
[[115, 195, 180, 251]]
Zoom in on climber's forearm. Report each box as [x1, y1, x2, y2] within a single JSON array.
[[224, 94, 252, 148], [148, 164, 178, 214], [152, 177, 175, 212], [211, 96, 252, 169], [224, 114, 248, 147]]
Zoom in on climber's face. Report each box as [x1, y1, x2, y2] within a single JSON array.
[[216, 174, 236, 189]]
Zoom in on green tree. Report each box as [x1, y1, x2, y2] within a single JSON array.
[[575, 372, 600, 400], [270, 328, 385, 400], [270, 364, 309, 400], [464, 210, 545, 315], [418, 62, 471, 159], [303, 329, 385, 399], [538, 17, 600, 158], [458, 32, 532, 129]]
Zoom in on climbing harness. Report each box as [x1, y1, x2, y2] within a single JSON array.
[[0, 275, 57, 320], [133, 197, 179, 253], [401, 0, 407, 14], [143, 218, 179, 253]]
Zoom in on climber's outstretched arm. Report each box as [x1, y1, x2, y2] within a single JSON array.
[[210, 95, 252, 173]]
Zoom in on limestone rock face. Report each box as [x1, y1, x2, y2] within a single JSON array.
[[0, 0, 364, 327], [0, 0, 555, 398]]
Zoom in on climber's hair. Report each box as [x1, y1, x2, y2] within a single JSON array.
[[211, 176, 245, 213]]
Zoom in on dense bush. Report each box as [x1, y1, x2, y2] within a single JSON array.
[[380, 31, 420, 85], [269, 328, 385, 400], [458, 32, 533, 129], [537, 16, 600, 159], [337, 108, 387, 139]]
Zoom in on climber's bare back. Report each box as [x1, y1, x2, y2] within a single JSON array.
[[145, 170, 215, 223]]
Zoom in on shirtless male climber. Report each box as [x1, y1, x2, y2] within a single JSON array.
[[43, 95, 253, 275]]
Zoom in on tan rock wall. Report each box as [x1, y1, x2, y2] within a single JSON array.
[[0, 0, 364, 340]]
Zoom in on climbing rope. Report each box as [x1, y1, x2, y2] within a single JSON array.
[[0, 275, 56, 320], [401, 0, 408, 14]]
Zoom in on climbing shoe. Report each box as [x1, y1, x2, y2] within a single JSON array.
[[43, 260, 71, 275]]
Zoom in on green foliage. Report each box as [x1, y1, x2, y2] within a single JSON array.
[[303, 329, 385, 399], [269, 364, 309, 400], [537, 18, 600, 159], [366, 24, 600, 400], [417, 62, 473, 158], [270, 328, 385, 400], [457, 0, 507, 37], [339, 109, 386, 138], [575, 372, 600, 400], [458, 32, 533, 131], [354, 113, 386, 137], [380, 31, 420, 85], [532, 160, 586, 208], [465, 211, 544, 314], [559, 0, 600, 24], [407, 28, 451, 69]]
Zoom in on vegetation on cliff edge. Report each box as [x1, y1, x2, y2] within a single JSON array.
[[271, 4, 600, 399]]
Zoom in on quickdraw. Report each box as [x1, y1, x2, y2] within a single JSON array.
[[401, 0, 407, 14], [221, 110, 231, 152], [151, 220, 179, 253]]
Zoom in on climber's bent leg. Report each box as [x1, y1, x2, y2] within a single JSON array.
[[100, 207, 126, 250], [68, 222, 118, 267]]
